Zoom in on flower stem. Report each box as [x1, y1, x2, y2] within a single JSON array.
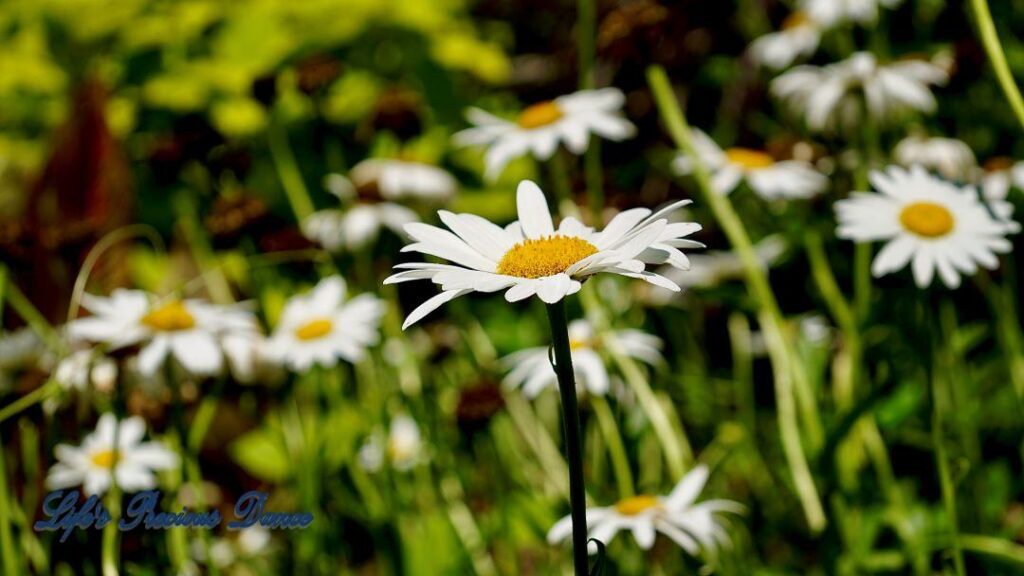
[[268, 121, 316, 223], [576, 0, 603, 223], [545, 299, 590, 576], [970, 0, 1024, 132]]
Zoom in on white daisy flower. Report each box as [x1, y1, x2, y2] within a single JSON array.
[[547, 465, 742, 556], [801, 0, 903, 26], [67, 291, 257, 378], [673, 129, 827, 200], [0, 328, 42, 390], [772, 52, 948, 133], [358, 414, 423, 472], [894, 135, 977, 181], [835, 165, 1018, 288], [266, 276, 384, 372], [453, 88, 636, 180], [980, 156, 1024, 205], [749, 12, 822, 70], [501, 319, 662, 398], [302, 172, 421, 252], [54, 349, 118, 392], [351, 158, 457, 203], [46, 413, 178, 496], [385, 180, 703, 329]]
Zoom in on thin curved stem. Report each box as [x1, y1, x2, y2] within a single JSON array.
[[970, 0, 1024, 132], [546, 300, 590, 576]]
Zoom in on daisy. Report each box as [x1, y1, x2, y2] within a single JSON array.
[[801, 0, 903, 26], [772, 52, 948, 132], [384, 180, 703, 329], [350, 158, 457, 203], [980, 156, 1024, 204], [894, 135, 977, 181], [673, 129, 827, 199], [266, 276, 384, 371], [501, 319, 662, 398], [54, 349, 118, 392], [302, 172, 421, 252], [835, 165, 1017, 288], [452, 88, 636, 180], [0, 328, 42, 391], [748, 12, 822, 70], [67, 291, 257, 378], [547, 465, 742, 556], [358, 414, 424, 472], [46, 413, 178, 495]]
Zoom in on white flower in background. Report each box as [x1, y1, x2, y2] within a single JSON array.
[[749, 12, 821, 70], [358, 414, 423, 472], [673, 129, 827, 200], [645, 237, 786, 304], [54, 349, 118, 392], [46, 413, 178, 495], [196, 526, 272, 571], [453, 88, 636, 180], [772, 52, 947, 132], [835, 165, 1017, 288], [0, 328, 42, 390], [801, 0, 903, 26], [351, 159, 457, 202], [302, 173, 420, 252], [385, 180, 703, 329], [894, 135, 977, 181], [547, 465, 742, 556], [68, 291, 257, 377], [980, 157, 1024, 206], [267, 276, 384, 371], [501, 319, 662, 398]]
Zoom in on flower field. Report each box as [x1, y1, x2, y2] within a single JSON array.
[[1, 0, 1024, 574]]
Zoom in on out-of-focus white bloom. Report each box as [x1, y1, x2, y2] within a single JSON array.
[[501, 319, 662, 398], [801, 0, 903, 26], [46, 413, 178, 495], [350, 159, 457, 203], [267, 276, 384, 371], [359, 414, 424, 472], [645, 236, 786, 304], [0, 328, 42, 390], [894, 135, 977, 181], [836, 165, 1018, 288], [386, 181, 703, 328], [673, 129, 827, 200], [547, 465, 742, 556], [980, 157, 1024, 208], [453, 88, 636, 180], [772, 52, 948, 132], [749, 12, 821, 70], [303, 172, 420, 252], [195, 526, 272, 572], [68, 291, 259, 378], [54, 349, 118, 392]]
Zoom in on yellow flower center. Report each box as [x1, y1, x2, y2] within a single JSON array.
[[517, 101, 564, 129], [295, 318, 333, 341], [782, 11, 811, 30], [496, 236, 599, 279], [569, 339, 589, 350], [899, 201, 954, 238], [141, 301, 195, 332], [725, 147, 775, 170], [90, 449, 118, 469], [615, 495, 661, 516]]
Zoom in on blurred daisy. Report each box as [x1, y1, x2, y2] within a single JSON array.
[[801, 0, 903, 26], [54, 349, 118, 392], [0, 328, 42, 391], [359, 414, 423, 472], [350, 158, 457, 203], [46, 413, 178, 496], [749, 12, 821, 70], [894, 135, 977, 181], [267, 276, 384, 371], [501, 319, 662, 397], [453, 88, 636, 180], [547, 465, 742, 556], [68, 291, 256, 377], [835, 165, 1017, 288], [772, 52, 947, 132], [673, 129, 827, 200], [303, 172, 421, 252], [980, 157, 1024, 203], [385, 180, 702, 329]]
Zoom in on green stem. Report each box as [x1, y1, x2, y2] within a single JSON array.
[[576, 0, 603, 223], [0, 431, 20, 576], [5, 279, 61, 353], [0, 380, 61, 425], [647, 65, 827, 532], [268, 121, 316, 223], [590, 396, 634, 499], [970, 0, 1024, 132], [546, 300, 590, 576]]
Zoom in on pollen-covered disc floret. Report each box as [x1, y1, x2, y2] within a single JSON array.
[[386, 180, 704, 330], [496, 236, 599, 278], [835, 165, 1018, 288]]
